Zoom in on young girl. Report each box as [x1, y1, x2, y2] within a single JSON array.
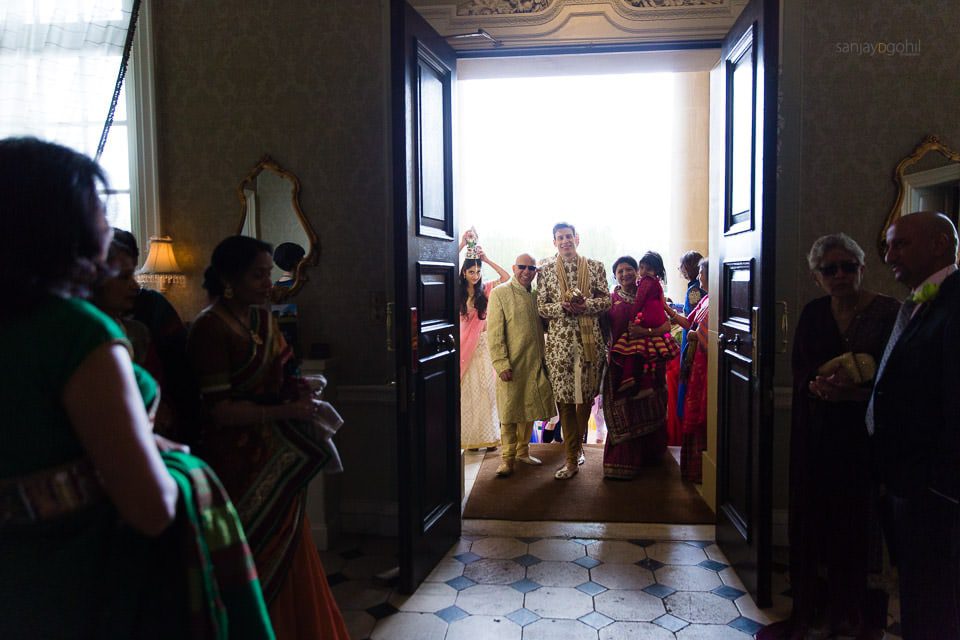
[[610, 251, 680, 398]]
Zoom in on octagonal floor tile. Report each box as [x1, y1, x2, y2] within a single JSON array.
[[332, 580, 392, 611], [586, 540, 647, 564], [590, 562, 656, 590], [446, 538, 473, 557], [677, 623, 752, 638], [655, 565, 723, 592], [528, 538, 587, 562], [463, 558, 525, 585], [342, 554, 398, 580], [594, 589, 665, 622], [341, 609, 376, 640], [424, 558, 464, 583], [470, 537, 527, 560], [599, 621, 677, 640], [525, 586, 595, 620], [522, 618, 599, 640], [446, 614, 522, 640], [456, 584, 524, 616], [370, 612, 447, 640], [388, 582, 457, 613], [527, 561, 589, 587], [646, 542, 708, 566], [665, 591, 740, 625]]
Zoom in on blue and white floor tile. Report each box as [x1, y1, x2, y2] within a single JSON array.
[[325, 451, 901, 639]]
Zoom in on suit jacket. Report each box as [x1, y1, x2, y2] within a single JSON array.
[[871, 269, 960, 500]]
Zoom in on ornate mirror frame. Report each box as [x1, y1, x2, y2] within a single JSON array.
[[236, 155, 319, 302], [879, 135, 960, 258]]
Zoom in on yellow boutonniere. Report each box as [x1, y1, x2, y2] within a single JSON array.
[[911, 282, 940, 304]]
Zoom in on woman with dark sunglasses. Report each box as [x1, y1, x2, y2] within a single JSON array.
[[761, 233, 898, 640]]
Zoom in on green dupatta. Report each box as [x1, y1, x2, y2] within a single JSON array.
[[162, 451, 275, 640]]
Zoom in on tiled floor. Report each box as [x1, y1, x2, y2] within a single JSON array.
[[324, 449, 902, 639]]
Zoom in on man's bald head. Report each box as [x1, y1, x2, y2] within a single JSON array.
[[513, 253, 537, 288], [885, 211, 959, 288]]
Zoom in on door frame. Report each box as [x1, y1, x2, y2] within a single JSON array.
[[393, 1, 781, 599]]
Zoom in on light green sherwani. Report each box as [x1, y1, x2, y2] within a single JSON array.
[[486, 277, 557, 424]]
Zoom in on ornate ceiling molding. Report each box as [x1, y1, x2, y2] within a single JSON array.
[[412, 0, 746, 49]]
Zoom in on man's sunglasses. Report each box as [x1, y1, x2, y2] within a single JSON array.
[[817, 261, 859, 277], [515, 265, 538, 272]]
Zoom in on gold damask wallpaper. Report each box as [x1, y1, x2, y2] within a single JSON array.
[[152, 1, 394, 386], [789, 0, 960, 306]]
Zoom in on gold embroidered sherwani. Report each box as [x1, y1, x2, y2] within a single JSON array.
[[536, 255, 611, 404]]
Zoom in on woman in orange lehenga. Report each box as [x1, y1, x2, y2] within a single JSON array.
[[188, 236, 349, 639]]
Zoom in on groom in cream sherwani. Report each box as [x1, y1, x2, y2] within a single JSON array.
[[486, 253, 557, 477]]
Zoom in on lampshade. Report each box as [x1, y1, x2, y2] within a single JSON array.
[[137, 236, 185, 291]]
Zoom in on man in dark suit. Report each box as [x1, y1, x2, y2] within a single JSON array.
[[868, 211, 960, 639]]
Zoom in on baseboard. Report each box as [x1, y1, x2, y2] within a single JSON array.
[[700, 451, 718, 512], [311, 520, 335, 551], [340, 498, 399, 537]]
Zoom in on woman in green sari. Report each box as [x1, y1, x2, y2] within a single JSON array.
[[0, 138, 272, 640]]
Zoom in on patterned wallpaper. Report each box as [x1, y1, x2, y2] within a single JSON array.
[[152, 1, 394, 385], [791, 0, 960, 307]]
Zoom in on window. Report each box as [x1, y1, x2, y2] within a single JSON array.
[[0, 0, 157, 249]]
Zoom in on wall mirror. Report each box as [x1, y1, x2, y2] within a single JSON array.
[[879, 135, 960, 258], [237, 155, 318, 302]]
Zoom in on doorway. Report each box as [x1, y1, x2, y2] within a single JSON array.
[[393, 0, 780, 601], [453, 53, 715, 523]]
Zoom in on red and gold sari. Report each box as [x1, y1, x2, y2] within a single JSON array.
[[188, 306, 349, 640]]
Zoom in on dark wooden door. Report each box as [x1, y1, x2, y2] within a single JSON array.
[[391, 0, 461, 595], [714, 0, 779, 608]]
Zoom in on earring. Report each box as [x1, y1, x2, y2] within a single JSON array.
[[224, 285, 235, 299]]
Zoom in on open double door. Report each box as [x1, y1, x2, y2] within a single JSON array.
[[390, 0, 780, 607]]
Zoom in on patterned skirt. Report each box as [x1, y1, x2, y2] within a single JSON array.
[[460, 331, 501, 449], [611, 331, 681, 361]]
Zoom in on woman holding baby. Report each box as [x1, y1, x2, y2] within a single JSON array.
[[761, 233, 898, 640]]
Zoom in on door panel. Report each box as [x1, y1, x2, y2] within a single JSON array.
[[392, 0, 461, 595], [714, 0, 778, 608]]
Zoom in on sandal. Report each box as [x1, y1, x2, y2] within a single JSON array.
[[554, 464, 579, 480]]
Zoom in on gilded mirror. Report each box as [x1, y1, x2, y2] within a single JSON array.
[[237, 155, 318, 302], [879, 135, 960, 258]]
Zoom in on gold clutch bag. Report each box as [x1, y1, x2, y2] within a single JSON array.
[[816, 352, 877, 384]]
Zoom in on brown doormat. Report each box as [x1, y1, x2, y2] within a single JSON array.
[[463, 443, 715, 524]]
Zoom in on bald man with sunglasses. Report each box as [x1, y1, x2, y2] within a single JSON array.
[[486, 254, 557, 476]]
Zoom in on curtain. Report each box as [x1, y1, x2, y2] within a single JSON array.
[[0, 0, 136, 159]]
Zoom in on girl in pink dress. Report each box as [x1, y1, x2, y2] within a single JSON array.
[[610, 251, 680, 398]]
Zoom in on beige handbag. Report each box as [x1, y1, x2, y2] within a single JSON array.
[[817, 352, 877, 384]]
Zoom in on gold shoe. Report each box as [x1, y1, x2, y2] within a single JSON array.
[[554, 464, 579, 480], [516, 455, 542, 465], [496, 461, 514, 477]]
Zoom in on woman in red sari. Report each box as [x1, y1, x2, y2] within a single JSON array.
[[601, 256, 673, 479], [666, 257, 709, 483], [188, 236, 349, 640]]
